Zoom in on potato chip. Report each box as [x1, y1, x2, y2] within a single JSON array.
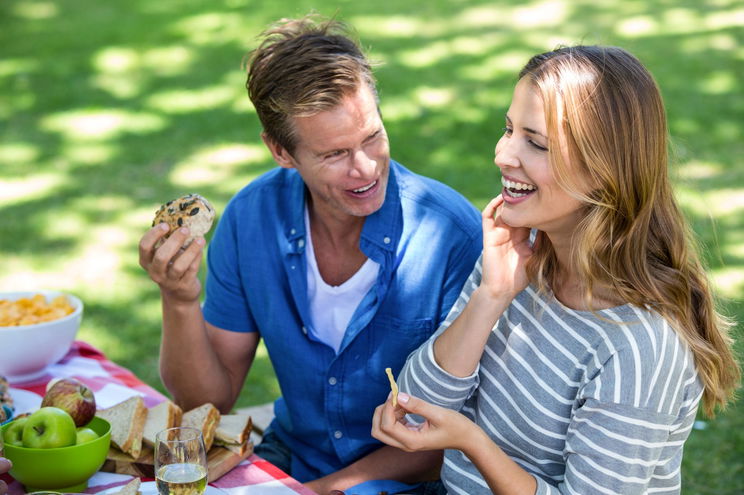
[[0, 294, 75, 327], [385, 367, 399, 407]]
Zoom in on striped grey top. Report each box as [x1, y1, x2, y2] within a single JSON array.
[[399, 257, 703, 494]]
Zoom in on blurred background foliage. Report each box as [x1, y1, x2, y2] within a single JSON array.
[[1, 0, 742, 492]]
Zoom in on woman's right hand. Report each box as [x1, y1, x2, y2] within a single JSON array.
[[372, 393, 480, 454], [479, 195, 534, 300], [138, 224, 205, 303]]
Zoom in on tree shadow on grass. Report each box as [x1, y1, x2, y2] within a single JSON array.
[[1, 0, 742, 491]]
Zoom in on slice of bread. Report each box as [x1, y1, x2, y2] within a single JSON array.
[[214, 437, 252, 456], [181, 402, 220, 450], [96, 395, 147, 459], [109, 477, 141, 495], [215, 413, 252, 445], [143, 400, 183, 447]]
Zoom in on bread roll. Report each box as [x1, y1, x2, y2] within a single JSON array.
[[152, 193, 216, 247]]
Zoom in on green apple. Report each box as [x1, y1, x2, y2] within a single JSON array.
[[75, 426, 99, 444], [3, 417, 28, 446], [22, 407, 77, 449]]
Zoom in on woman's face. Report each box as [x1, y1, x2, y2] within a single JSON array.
[[494, 78, 585, 240]]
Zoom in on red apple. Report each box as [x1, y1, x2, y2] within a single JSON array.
[[41, 378, 96, 427]]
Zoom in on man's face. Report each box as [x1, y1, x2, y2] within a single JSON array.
[[272, 85, 391, 222]]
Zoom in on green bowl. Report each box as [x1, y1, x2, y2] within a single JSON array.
[[1, 416, 111, 493]]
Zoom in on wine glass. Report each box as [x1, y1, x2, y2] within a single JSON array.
[[154, 426, 208, 495]]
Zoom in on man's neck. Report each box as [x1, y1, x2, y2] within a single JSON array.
[[307, 202, 368, 286]]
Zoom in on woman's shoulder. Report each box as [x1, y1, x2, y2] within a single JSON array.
[[577, 304, 702, 414]]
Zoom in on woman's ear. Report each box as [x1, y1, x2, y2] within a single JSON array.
[[261, 132, 295, 169]]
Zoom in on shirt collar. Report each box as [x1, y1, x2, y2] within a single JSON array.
[[360, 160, 401, 253]]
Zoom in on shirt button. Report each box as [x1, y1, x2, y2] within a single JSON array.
[[298, 238, 305, 248], [291, 265, 296, 270], [301, 326, 308, 335], [328, 377, 337, 385], [383, 236, 391, 244], [290, 228, 296, 235], [334, 430, 343, 439]]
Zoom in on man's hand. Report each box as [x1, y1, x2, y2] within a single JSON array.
[[139, 224, 205, 302], [372, 393, 478, 454], [0, 457, 11, 495]]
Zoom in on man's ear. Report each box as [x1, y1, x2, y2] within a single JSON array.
[[261, 132, 295, 169]]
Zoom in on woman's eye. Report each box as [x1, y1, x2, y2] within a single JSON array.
[[529, 141, 548, 152], [502, 127, 512, 136]]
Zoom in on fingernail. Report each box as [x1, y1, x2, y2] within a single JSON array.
[[196, 237, 205, 246], [180, 227, 189, 235], [159, 223, 170, 231], [398, 392, 410, 403]]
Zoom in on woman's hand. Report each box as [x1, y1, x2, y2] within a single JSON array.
[[480, 195, 534, 300], [138, 224, 205, 303], [372, 393, 480, 454]]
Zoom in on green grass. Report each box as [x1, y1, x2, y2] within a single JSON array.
[[1, 0, 742, 492]]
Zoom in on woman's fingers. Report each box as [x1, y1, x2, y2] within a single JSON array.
[[481, 195, 504, 230], [371, 403, 408, 450]]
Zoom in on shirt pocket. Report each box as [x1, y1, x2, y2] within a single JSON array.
[[364, 315, 434, 385]]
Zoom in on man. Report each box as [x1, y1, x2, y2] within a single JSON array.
[[139, 14, 481, 494]]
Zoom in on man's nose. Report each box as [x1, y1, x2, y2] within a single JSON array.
[[350, 149, 376, 178]]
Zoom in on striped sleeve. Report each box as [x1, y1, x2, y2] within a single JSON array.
[[537, 350, 702, 494]]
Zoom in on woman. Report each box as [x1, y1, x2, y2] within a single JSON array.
[[371, 46, 739, 494]]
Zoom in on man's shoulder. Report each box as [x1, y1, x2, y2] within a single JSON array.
[[392, 160, 480, 228]]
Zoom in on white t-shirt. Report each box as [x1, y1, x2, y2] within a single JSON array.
[[305, 208, 379, 353]]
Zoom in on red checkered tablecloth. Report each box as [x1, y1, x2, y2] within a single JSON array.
[[1, 340, 315, 495]]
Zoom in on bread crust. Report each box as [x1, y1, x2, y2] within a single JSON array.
[[97, 396, 147, 459], [182, 402, 220, 450]]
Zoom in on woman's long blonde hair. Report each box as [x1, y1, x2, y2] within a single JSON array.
[[520, 45, 739, 416]]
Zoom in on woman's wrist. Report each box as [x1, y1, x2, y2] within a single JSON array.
[[470, 285, 514, 319], [455, 419, 491, 458]]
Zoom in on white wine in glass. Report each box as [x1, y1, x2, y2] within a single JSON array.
[[154, 426, 208, 495]]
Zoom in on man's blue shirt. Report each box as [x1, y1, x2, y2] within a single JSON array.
[[203, 160, 481, 481]]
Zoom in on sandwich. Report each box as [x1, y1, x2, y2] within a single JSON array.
[[96, 395, 147, 459], [213, 413, 253, 455], [108, 477, 141, 495], [181, 402, 220, 450], [142, 399, 183, 448]]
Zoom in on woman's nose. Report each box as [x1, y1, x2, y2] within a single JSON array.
[[494, 137, 520, 170]]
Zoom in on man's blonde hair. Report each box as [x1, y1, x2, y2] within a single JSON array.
[[246, 14, 377, 154]]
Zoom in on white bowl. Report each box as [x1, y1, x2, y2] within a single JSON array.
[[0, 291, 83, 383]]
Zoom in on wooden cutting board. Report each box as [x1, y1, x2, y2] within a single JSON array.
[[101, 443, 253, 481]]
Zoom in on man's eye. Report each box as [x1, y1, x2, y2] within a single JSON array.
[[325, 150, 345, 160]]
